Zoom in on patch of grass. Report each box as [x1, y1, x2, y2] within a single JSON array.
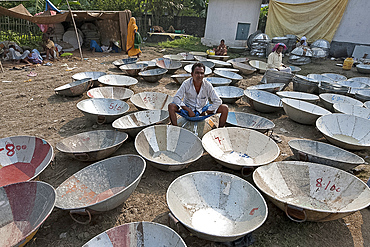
[[158, 36, 208, 52]]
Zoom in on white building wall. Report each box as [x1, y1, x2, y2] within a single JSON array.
[[332, 0, 370, 45], [202, 0, 262, 47]]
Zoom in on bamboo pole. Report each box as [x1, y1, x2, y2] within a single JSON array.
[[66, 0, 83, 61]]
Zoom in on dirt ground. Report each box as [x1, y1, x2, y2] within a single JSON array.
[[1, 45, 370, 247]]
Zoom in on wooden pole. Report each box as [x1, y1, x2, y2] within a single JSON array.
[[66, 0, 83, 61]]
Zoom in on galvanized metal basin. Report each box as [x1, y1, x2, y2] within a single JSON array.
[[56, 130, 128, 161], [227, 57, 249, 64], [77, 98, 129, 124], [139, 68, 168, 82], [189, 51, 207, 56], [72, 72, 106, 87], [163, 54, 183, 61], [244, 89, 283, 113], [204, 77, 232, 87], [135, 125, 203, 171], [167, 171, 268, 242], [355, 89, 370, 102], [0, 136, 53, 187], [214, 70, 243, 84], [184, 64, 212, 75], [265, 70, 293, 85], [316, 113, 370, 150], [194, 55, 207, 61], [319, 83, 349, 95], [112, 57, 138, 67], [199, 61, 215, 69], [112, 110, 169, 137], [55, 155, 145, 218], [119, 63, 148, 76], [249, 60, 267, 73], [98, 74, 138, 87], [177, 116, 218, 138], [0, 181, 56, 247], [333, 103, 370, 120], [83, 222, 187, 247], [208, 54, 230, 61], [55, 78, 92, 97], [136, 60, 157, 69], [178, 52, 194, 61], [214, 68, 239, 73], [356, 64, 370, 74], [292, 75, 319, 93], [202, 127, 280, 170], [207, 59, 231, 68], [322, 73, 347, 82], [349, 77, 370, 86], [171, 74, 191, 85], [87, 87, 134, 101], [277, 91, 319, 103], [319, 93, 363, 112], [282, 98, 331, 125], [226, 112, 275, 133], [288, 55, 311, 65], [232, 62, 256, 75], [155, 58, 182, 74], [307, 74, 334, 83], [288, 139, 364, 171], [337, 79, 369, 89], [253, 161, 370, 222], [130, 92, 173, 110], [289, 65, 301, 73], [247, 83, 285, 93], [214, 86, 244, 104]]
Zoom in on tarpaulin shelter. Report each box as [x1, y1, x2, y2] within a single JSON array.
[[0, 4, 132, 52]]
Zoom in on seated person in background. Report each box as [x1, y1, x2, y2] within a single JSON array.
[[213, 39, 227, 55], [168, 63, 229, 128], [299, 36, 308, 47], [42, 33, 57, 60], [267, 43, 291, 73], [5, 45, 31, 65], [27, 49, 43, 64], [109, 40, 121, 53], [90, 40, 102, 52]]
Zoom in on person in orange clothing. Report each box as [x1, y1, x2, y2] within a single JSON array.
[[126, 17, 142, 57]]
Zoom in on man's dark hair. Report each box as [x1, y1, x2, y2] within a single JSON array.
[[221, 39, 225, 43], [191, 62, 205, 73]]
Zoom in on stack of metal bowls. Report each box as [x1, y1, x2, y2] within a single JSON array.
[[356, 64, 370, 74], [250, 33, 271, 57], [292, 75, 319, 93], [285, 34, 298, 52], [311, 39, 330, 57]]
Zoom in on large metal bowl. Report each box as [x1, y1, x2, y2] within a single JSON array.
[[265, 70, 293, 85], [55, 155, 145, 219], [204, 77, 232, 87], [356, 64, 370, 74], [207, 59, 232, 68], [137, 60, 157, 69], [184, 64, 212, 75], [0, 136, 53, 187], [83, 222, 187, 247], [365, 101, 370, 108], [288, 139, 364, 171], [130, 92, 173, 110], [77, 98, 129, 124], [135, 125, 203, 171], [214, 86, 244, 104], [56, 130, 128, 161], [55, 78, 92, 97], [247, 83, 285, 93], [333, 103, 370, 119], [189, 51, 207, 56], [98, 74, 138, 87], [112, 57, 138, 67], [214, 70, 243, 84], [214, 67, 239, 73], [349, 77, 370, 86], [277, 91, 319, 103], [282, 98, 331, 125], [112, 110, 169, 137], [177, 116, 218, 138], [202, 127, 280, 170], [167, 171, 268, 242], [0, 181, 56, 247], [232, 62, 256, 75], [87, 87, 134, 101], [194, 55, 207, 61], [155, 58, 182, 74], [72, 72, 106, 87], [163, 54, 183, 61], [253, 161, 370, 222], [316, 113, 370, 150], [355, 89, 370, 102], [337, 79, 369, 90], [307, 74, 334, 83], [208, 54, 230, 61], [178, 52, 195, 61], [227, 57, 249, 64], [119, 63, 148, 76], [226, 112, 275, 133], [322, 73, 347, 82], [292, 75, 319, 93], [289, 65, 301, 73], [139, 68, 168, 82], [200, 60, 215, 69], [288, 55, 311, 65], [319, 83, 349, 95], [171, 73, 191, 85], [319, 93, 363, 112], [244, 89, 283, 113], [249, 60, 267, 73]]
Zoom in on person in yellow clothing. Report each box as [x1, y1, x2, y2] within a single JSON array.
[[267, 43, 291, 73], [126, 17, 142, 57]]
